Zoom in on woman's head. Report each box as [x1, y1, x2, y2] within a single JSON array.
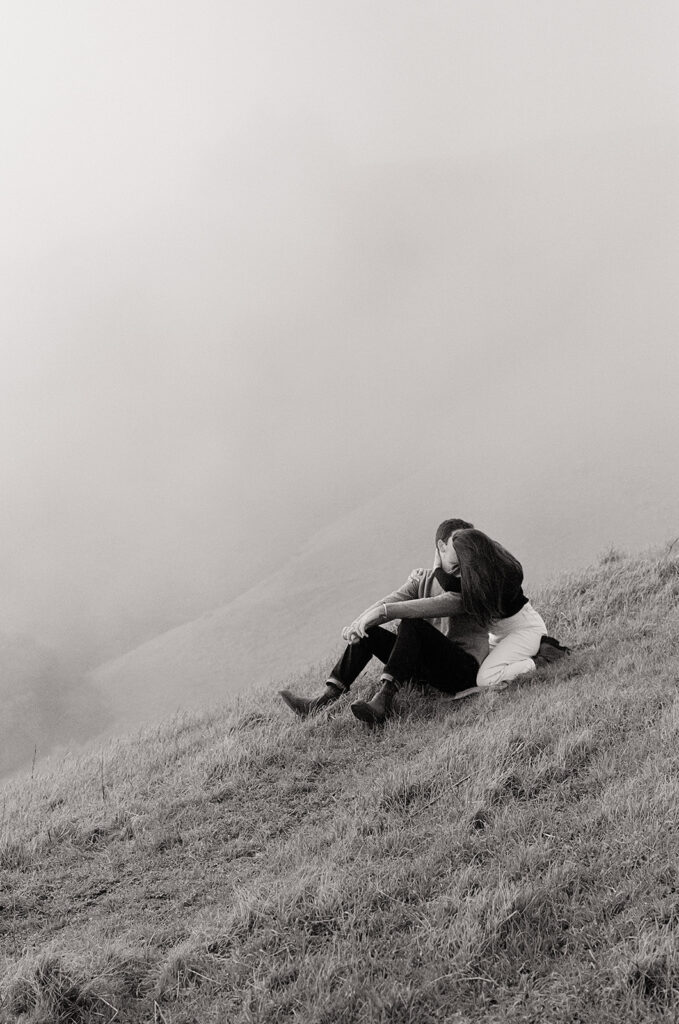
[[451, 529, 523, 628]]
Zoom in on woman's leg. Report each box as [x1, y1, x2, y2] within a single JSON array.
[[476, 607, 545, 686]]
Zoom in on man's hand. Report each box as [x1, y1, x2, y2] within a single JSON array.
[[342, 620, 362, 644], [408, 567, 425, 580], [353, 606, 383, 638], [342, 605, 385, 643]]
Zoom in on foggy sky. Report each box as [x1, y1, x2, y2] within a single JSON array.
[[1, 1, 678, 664]]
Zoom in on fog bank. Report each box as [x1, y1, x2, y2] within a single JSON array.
[[0, 1, 676, 675]]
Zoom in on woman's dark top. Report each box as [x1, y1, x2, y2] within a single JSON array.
[[434, 568, 462, 593], [497, 573, 529, 619]]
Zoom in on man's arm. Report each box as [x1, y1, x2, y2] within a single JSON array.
[[351, 589, 465, 639], [362, 572, 422, 614]]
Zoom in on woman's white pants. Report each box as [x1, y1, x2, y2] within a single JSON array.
[[476, 602, 547, 687]]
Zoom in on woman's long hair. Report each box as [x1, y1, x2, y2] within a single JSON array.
[[453, 529, 523, 628]]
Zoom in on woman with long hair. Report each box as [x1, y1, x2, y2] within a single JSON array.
[[446, 528, 549, 687]]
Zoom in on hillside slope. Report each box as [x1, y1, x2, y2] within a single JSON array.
[[88, 446, 679, 736], [2, 547, 679, 1023]]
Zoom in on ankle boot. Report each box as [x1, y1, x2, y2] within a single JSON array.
[[279, 682, 344, 719], [350, 677, 398, 727], [534, 635, 571, 666]]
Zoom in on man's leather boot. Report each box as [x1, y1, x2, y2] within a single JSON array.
[[279, 681, 344, 719], [350, 677, 398, 727]]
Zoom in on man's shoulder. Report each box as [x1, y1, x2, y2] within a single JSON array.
[[406, 567, 429, 581], [405, 567, 437, 594]]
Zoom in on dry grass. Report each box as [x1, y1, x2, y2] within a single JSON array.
[[2, 547, 679, 1022]]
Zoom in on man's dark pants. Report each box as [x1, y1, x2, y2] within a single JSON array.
[[330, 620, 479, 695]]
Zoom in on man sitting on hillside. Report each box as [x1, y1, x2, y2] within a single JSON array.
[[280, 517, 491, 726]]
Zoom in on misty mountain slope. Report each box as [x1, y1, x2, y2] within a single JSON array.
[[0, 635, 111, 780], [3, 551, 679, 1023], [87, 481, 426, 731], [89, 441, 679, 735]]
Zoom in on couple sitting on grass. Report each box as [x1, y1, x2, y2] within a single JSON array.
[[280, 518, 569, 727]]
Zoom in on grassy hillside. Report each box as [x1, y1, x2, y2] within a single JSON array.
[[2, 547, 679, 1023]]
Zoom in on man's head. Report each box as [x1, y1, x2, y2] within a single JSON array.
[[435, 518, 473, 546], [435, 518, 473, 573]]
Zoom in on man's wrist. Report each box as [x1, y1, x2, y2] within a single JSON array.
[[381, 603, 389, 622]]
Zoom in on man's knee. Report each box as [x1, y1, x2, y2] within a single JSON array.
[[397, 618, 425, 635]]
